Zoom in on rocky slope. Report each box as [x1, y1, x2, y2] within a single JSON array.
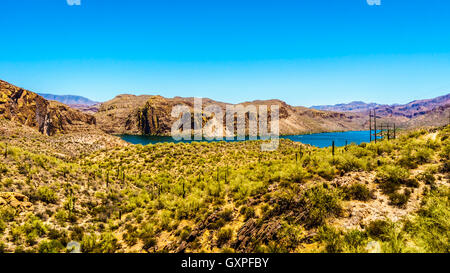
[[0, 80, 96, 136]]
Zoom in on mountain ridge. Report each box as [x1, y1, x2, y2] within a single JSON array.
[[38, 93, 98, 106], [311, 93, 450, 113], [1, 79, 449, 137]]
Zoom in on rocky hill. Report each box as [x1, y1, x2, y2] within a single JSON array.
[[0, 80, 96, 136]]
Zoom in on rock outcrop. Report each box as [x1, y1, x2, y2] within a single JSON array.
[[0, 192, 33, 212]]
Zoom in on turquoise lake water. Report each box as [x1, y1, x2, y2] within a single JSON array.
[[120, 130, 381, 148]]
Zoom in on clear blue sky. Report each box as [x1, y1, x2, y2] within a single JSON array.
[[0, 0, 449, 106]]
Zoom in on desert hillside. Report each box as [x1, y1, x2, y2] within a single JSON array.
[[0, 119, 448, 253]]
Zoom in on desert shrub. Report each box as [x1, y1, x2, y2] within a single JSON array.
[[280, 165, 311, 184], [381, 226, 407, 253], [343, 183, 372, 201], [334, 154, 364, 173], [315, 162, 336, 180], [439, 160, 450, 174], [300, 184, 342, 228], [81, 234, 98, 253], [317, 225, 344, 253], [343, 229, 368, 252], [142, 235, 157, 251], [417, 171, 436, 185], [240, 206, 255, 221], [398, 145, 434, 168], [407, 187, 450, 253], [18, 215, 48, 246], [388, 189, 411, 207], [376, 165, 410, 194], [0, 206, 16, 222], [17, 162, 30, 175], [35, 186, 58, 204], [0, 163, 8, 174], [38, 239, 65, 253], [274, 223, 305, 251], [366, 219, 392, 240], [123, 227, 138, 247], [98, 232, 120, 253], [70, 226, 84, 241], [216, 227, 233, 246], [218, 208, 234, 222], [0, 219, 6, 234], [179, 227, 191, 241], [47, 228, 69, 246], [440, 141, 450, 160]]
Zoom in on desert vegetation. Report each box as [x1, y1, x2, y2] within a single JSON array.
[[0, 124, 449, 253]]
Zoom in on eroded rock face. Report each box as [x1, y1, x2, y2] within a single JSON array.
[[0, 80, 96, 136], [136, 96, 175, 135]]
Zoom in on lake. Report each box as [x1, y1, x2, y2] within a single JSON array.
[[120, 130, 381, 148]]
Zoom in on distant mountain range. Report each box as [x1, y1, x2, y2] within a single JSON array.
[[38, 93, 99, 106], [311, 101, 382, 112], [38, 93, 100, 114], [311, 94, 450, 115]]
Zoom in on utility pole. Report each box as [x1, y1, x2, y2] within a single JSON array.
[[380, 124, 383, 140], [369, 113, 372, 142], [374, 109, 377, 144]]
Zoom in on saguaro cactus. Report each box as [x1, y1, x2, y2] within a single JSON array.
[[332, 141, 335, 157]]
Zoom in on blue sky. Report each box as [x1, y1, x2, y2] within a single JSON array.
[[0, 0, 449, 106]]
